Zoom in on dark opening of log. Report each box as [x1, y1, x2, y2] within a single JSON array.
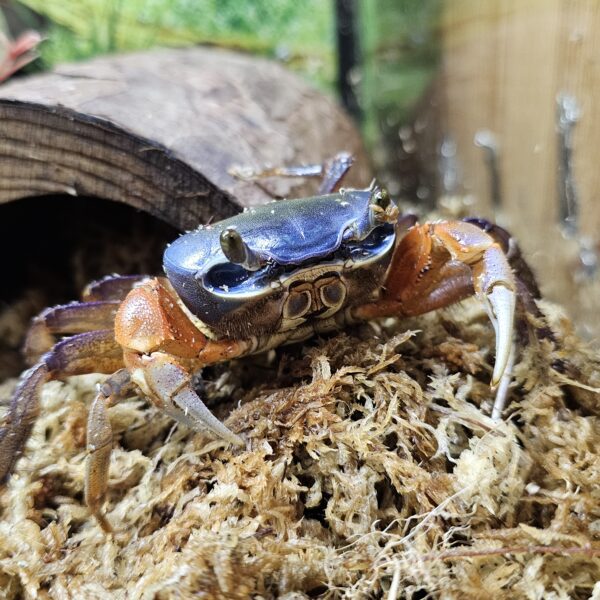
[[0, 195, 177, 378]]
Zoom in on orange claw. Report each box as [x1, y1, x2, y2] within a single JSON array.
[[354, 220, 517, 388], [115, 278, 206, 358]]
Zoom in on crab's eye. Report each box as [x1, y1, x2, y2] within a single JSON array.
[[371, 188, 391, 210], [369, 187, 397, 226], [220, 228, 264, 271]]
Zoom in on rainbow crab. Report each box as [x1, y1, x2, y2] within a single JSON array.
[[0, 156, 538, 531]]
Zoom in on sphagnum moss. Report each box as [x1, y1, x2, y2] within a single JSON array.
[[0, 299, 598, 599]]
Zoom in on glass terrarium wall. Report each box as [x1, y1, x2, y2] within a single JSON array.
[[360, 0, 599, 341], [440, 1, 599, 339]]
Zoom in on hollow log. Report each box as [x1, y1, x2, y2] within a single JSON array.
[[0, 46, 371, 231]]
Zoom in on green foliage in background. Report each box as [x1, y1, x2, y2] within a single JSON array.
[[10, 0, 442, 194], [16, 0, 335, 88], [359, 0, 441, 193], [360, 0, 440, 141]]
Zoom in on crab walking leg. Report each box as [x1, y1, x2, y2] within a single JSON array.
[[464, 218, 541, 298], [0, 330, 123, 484], [317, 152, 354, 194], [85, 369, 135, 533], [43, 329, 124, 376], [229, 152, 354, 196], [126, 352, 244, 446], [492, 342, 516, 420], [25, 273, 152, 364], [82, 274, 151, 302], [24, 301, 120, 364], [465, 218, 559, 344], [0, 363, 48, 482], [354, 221, 517, 387]]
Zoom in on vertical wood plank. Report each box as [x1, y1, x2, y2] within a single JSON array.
[[441, 0, 501, 213], [555, 0, 600, 239], [439, 0, 599, 339]]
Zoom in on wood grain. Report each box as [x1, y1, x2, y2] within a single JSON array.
[[0, 47, 371, 231], [0, 47, 371, 376]]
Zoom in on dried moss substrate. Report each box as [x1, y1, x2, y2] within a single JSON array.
[[0, 300, 599, 599]]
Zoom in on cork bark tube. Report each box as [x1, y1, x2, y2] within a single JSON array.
[[0, 46, 370, 231]]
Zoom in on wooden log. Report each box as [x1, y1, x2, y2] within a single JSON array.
[[0, 46, 371, 231]]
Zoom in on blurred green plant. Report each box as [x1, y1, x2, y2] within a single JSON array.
[[360, 0, 440, 142], [10, 0, 442, 195], [358, 0, 441, 197], [16, 0, 335, 88]]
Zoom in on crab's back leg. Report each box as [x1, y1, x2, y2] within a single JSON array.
[[230, 152, 354, 197], [0, 329, 123, 484], [317, 152, 354, 194], [354, 221, 517, 389], [0, 363, 48, 482], [24, 301, 120, 364], [82, 274, 151, 302], [24, 273, 152, 364]]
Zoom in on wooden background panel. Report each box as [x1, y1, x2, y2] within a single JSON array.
[[0, 47, 371, 231], [557, 1, 600, 239], [440, 0, 599, 340], [440, 0, 504, 207]]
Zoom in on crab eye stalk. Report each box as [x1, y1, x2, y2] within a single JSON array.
[[219, 228, 264, 271], [371, 187, 391, 210], [369, 186, 397, 225]]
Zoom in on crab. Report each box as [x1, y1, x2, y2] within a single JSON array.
[[0, 155, 542, 532]]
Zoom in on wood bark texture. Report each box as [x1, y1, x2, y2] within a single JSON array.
[[0, 47, 370, 231]]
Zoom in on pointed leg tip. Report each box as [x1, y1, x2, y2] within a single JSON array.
[[491, 406, 504, 421], [94, 511, 114, 535], [490, 367, 504, 389], [485, 284, 516, 389], [229, 431, 245, 448], [490, 352, 509, 390]]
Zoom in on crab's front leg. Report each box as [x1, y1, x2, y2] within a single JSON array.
[[114, 279, 250, 442], [355, 220, 517, 393], [85, 279, 247, 530]]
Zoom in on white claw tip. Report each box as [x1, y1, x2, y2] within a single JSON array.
[[486, 285, 516, 386]]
